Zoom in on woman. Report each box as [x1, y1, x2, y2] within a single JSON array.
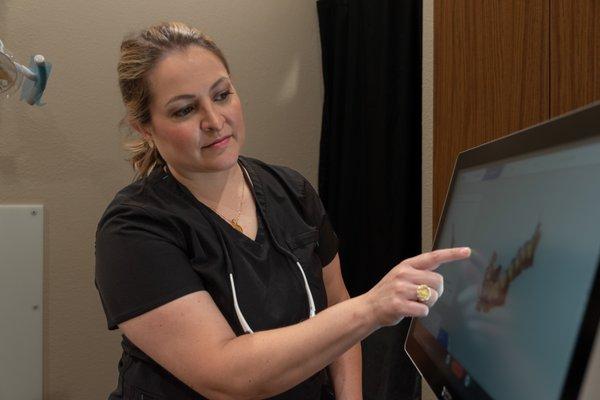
[[95, 21, 470, 400]]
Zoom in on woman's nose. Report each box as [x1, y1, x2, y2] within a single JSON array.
[[200, 105, 224, 132]]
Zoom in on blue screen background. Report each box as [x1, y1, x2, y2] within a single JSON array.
[[421, 139, 600, 400]]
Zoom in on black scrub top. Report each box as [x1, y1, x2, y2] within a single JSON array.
[[95, 156, 339, 400]]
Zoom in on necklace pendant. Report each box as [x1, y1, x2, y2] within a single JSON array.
[[230, 219, 244, 233]]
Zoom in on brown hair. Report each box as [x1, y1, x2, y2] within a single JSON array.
[[117, 21, 230, 179]]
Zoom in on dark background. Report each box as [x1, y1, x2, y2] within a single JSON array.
[[317, 0, 423, 398]]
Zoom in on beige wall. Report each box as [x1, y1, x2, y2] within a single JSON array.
[[421, 1, 435, 399], [422, 0, 434, 253], [0, 1, 323, 398]]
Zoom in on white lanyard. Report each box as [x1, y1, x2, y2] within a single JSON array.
[[231, 164, 317, 334]]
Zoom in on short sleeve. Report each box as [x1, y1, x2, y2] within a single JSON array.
[[301, 179, 339, 266], [95, 204, 204, 330]]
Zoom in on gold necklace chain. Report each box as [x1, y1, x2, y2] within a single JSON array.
[[211, 165, 245, 233], [229, 172, 245, 233]]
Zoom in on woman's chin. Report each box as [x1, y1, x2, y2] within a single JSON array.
[[199, 147, 240, 172]]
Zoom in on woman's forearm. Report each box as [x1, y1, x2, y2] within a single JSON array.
[[328, 342, 363, 399], [213, 295, 376, 399], [125, 248, 469, 400]]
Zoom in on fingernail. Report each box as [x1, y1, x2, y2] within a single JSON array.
[[461, 247, 471, 256]]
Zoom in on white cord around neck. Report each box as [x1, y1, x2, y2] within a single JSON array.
[[231, 161, 317, 334]]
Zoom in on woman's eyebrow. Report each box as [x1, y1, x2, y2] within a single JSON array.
[[165, 94, 196, 107], [164, 76, 230, 108], [210, 76, 230, 91]]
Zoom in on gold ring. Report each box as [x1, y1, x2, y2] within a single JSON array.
[[416, 284, 432, 302]]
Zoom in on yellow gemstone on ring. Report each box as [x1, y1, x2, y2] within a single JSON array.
[[416, 284, 432, 302]]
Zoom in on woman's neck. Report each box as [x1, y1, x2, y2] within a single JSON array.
[[168, 161, 244, 210]]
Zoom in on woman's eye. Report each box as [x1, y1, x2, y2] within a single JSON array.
[[173, 105, 195, 118], [214, 90, 233, 102]]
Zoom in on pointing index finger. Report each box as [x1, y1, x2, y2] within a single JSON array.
[[404, 247, 471, 271]]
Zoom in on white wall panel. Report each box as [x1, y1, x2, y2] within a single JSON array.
[[0, 205, 43, 400]]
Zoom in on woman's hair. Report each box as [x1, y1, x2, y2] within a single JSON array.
[[117, 21, 230, 179]]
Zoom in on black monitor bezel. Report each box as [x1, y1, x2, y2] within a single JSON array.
[[405, 101, 600, 400]]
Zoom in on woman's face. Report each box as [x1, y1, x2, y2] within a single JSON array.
[[143, 45, 245, 176]]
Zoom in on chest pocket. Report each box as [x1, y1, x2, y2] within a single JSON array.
[[286, 228, 319, 265], [286, 228, 327, 311]]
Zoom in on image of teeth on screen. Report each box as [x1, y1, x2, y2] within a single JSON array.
[[421, 138, 600, 400]]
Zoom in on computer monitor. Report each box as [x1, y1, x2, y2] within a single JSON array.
[[405, 101, 600, 400]]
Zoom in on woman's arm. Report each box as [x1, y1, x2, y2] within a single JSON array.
[[323, 254, 363, 400], [119, 247, 469, 400]]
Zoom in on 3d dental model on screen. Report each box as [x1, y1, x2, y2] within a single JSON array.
[[476, 222, 542, 312]]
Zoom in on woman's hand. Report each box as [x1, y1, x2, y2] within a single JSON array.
[[363, 247, 471, 327]]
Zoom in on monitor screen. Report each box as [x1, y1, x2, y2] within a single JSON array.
[[406, 102, 600, 400]]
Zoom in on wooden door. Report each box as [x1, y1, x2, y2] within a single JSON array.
[[433, 0, 600, 232], [433, 0, 550, 229], [550, 0, 600, 117]]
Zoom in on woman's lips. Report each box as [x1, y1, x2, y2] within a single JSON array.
[[203, 135, 232, 149]]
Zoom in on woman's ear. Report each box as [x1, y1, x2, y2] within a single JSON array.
[[129, 118, 153, 141]]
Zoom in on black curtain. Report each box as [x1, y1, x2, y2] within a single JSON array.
[[317, 0, 423, 399]]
